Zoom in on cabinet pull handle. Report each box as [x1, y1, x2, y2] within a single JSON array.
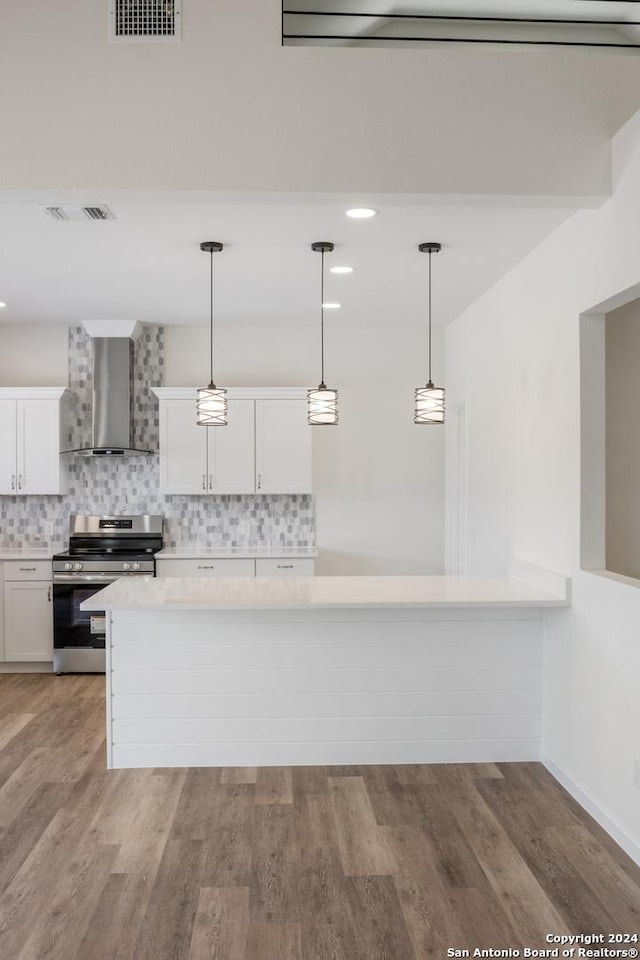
[[18, 475, 23, 490], [209, 474, 213, 490], [257, 473, 262, 490], [48, 585, 52, 601], [19, 567, 36, 572], [277, 564, 294, 569], [197, 565, 215, 570], [202, 474, 206, 491], [11, 475, 16, 490]]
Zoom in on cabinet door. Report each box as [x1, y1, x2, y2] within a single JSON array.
[[255, 400, 312, 493], [156, 558, 256, 577], [4, 581, 53, 661], [255, 558, 315, 577], [16, 399, 62, 494], [0, 399, 17, 494], [159, 399, 208, 494], [0, 566, 4, 661], [208, 399, 255, 494]]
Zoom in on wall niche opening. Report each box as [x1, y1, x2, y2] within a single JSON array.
[[605, 299, 640, 579], [581, 286, 640, 583]]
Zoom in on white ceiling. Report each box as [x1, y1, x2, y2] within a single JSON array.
[[0, 192, 575, 328], [4, 0, 640, 201], [2, 1, 637, 332]]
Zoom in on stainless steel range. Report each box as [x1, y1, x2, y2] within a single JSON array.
[[52, 515, 163, 673]]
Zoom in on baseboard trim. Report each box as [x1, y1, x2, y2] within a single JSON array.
[[543, 753, 640, 867], [0, 663, 52, 673]]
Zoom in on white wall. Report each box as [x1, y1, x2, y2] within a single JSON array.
[[0, 325, 67, 386], [166, 323, 445, 575], [605, 299, 640, 578], [445, 112, 640, 859], [0, 321, 445, 575]]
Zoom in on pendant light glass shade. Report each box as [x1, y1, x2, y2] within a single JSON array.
[[197, 240, 227, 426], [308, 241, 339, 426], [308, 385, 339, 425], [196, 385, 228, 425], [415, 241, 445, 425], [414, 382, 445, 424]]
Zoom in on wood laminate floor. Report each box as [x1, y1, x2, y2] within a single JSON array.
[[0, 675, 638, 959]]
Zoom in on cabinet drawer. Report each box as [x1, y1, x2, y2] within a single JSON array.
[[156, 558, 256, 578], [255, 558, 315, 577], [3, 560, 52, 581]]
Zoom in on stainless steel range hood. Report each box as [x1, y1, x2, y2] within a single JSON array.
[[66, 337, 153, 457]]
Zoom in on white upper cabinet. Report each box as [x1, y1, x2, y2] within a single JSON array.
[[0, 390, 71, 496], [208, 398, 255, 494], [153, 389, 311, 495], [255, 399, 312, 494], [158, 397, 208, 494], [0, 400, 17, 495], [158, 396, 255, 494]]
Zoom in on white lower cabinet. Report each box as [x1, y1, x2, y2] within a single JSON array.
[[156, 558, 256, 578], [157, 557, 315, 578], [3, 562, 53, 661], [255, 558, 315, 577], [0, 565, 4, 661]]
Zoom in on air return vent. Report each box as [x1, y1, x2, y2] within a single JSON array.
[[108, 0, 182, 42], [41, 205, 115, 222]]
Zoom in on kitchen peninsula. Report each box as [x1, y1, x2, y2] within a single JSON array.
[[83, 568, 569, 770]]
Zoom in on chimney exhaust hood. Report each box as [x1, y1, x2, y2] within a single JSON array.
[[66, 336, 153, 457]]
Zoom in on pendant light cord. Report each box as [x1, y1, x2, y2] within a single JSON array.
[[428, 248, 432, 384], [320, 247, 325, 386], [209, 248, 214, 386]]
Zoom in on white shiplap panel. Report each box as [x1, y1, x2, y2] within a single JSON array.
[[111, 738, 542, 768], [111, 665, 543, 696], [112, 618, 540, 647], [112, 689, 542, 720], [112, 606, 542, 626], [111, 639, 541, 672], [106, 605, 545, 768], [112, 714, 542, 744]]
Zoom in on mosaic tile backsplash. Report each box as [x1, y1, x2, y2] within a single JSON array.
[[0, 326, 315, 549]]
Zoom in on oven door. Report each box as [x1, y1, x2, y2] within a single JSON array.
[[52, 574, 120, 649]]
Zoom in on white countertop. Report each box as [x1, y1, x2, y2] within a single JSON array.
[[0, 548, 59, 561], [81, 574, 569, 612], [156, 547, 318, 559]]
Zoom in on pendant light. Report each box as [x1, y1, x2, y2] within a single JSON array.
[[414, 241, 445, 424], [308, 241, 338, 425], [196, 241, 228, 426]]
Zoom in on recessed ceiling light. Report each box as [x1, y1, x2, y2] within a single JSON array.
[[330, 266, 354, 274], [346, 207, 378, 219], [0, 302, 6, 308], [322, 302, 342, 309]]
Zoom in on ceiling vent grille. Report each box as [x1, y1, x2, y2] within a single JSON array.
[[41, 205, 115, 223], [82, 206, 114, 221], [108, 0, 182, 43]]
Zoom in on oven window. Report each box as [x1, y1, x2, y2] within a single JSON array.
[[53, 583, 107, 649], [71, 588, 95, 627]]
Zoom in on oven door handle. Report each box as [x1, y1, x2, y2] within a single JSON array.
[[52, 573, 128, 585]]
